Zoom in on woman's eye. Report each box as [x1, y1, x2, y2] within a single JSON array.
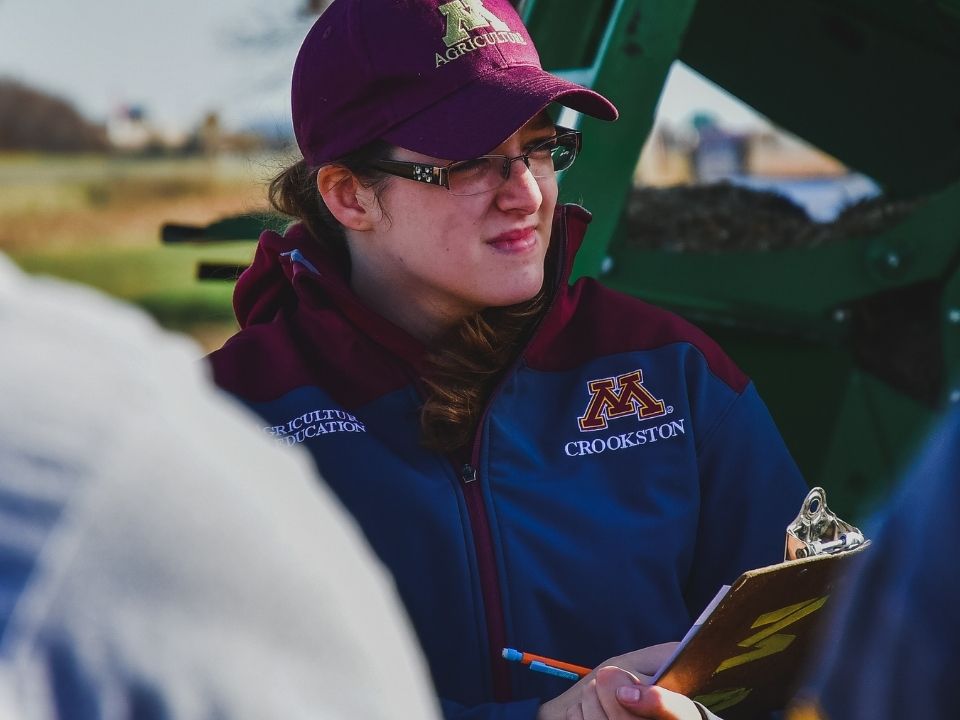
[[527, 137, 559, 156]]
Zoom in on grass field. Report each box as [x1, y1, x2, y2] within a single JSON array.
[[1, 151, 289, 352]]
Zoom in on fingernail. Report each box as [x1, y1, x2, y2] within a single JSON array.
[[616, 686, 642, 703]]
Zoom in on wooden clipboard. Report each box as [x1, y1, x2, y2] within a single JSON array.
[[653, 489, 870, 719]]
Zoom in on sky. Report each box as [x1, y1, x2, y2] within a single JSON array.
[[0, 0, 770, 137]]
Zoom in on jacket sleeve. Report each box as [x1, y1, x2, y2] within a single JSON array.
[[794, 410, 960, 720], [440, 697, 541, 720], [684, 381, 809, 617]]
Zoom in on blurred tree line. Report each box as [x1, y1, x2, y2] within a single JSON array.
[[0, 78, 107, 152]]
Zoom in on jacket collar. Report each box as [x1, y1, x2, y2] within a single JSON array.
[[232, 203, 593, 365]]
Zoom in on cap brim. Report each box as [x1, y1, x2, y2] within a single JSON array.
[[380, 65, 618, 161]]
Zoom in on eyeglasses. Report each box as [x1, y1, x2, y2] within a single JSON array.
[[366, 127, 581, 197]]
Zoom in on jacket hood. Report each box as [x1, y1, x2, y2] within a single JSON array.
[[234, 222, 335, 329], [233, 203, 593, 333]]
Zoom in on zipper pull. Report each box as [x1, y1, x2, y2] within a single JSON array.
[[460, 463, 477, 484]]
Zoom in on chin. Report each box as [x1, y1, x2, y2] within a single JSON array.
[[486, 277, 546, 308]]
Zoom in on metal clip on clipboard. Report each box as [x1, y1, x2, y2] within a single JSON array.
[[784, 486, 868, 561]]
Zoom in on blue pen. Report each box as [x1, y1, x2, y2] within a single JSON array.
[[502, 647, 591, 680], [529, 660, 580, 681]]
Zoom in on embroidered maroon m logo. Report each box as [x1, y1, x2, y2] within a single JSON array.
[[577, 370, 666, 431]]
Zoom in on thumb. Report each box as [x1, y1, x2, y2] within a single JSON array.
[[594, 666, 644, 718], [610, 679, 701, 720]]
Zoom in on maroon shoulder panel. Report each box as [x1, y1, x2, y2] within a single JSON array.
[[527, 278, 750, 394], [208, 312, 417, 408]]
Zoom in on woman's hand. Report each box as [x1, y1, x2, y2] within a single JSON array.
[[599, 643, 678, 681], [536, 644, 701, 720], [595, 666, 703, 720]]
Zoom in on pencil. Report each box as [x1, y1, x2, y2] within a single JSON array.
[[502, 647, 591, 678]]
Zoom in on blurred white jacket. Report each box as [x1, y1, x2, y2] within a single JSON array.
[[0, 254, 440, 720]]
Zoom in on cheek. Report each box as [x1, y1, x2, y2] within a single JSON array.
[[525, 175, 558, 227], [541, 177, 559, 212], [399, 207, 478, 269]]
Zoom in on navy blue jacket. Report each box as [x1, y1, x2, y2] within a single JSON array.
[[209, 204, 808, 720]]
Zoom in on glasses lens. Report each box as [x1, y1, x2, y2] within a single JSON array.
[[447, 157, 502, 196], [446, 131, 580, 196], [526, 133, 578, 178], [550, 134, 578, 173]]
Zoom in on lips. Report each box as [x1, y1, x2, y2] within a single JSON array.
[[487, 226, 538, 253]]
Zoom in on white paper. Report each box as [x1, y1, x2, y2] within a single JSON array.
[[651, 584, 731, 683]]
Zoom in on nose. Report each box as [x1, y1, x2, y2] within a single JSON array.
[[494, 154, 542, 213]]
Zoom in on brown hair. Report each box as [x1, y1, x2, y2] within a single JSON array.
[[418, 271, 555, 452], [268, 141, 393, 270], [269, 150, 557, 454]]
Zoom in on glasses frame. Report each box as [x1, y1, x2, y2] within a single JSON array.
[[366, 126, 582, 195]]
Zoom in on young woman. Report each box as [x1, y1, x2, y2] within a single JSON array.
[[208, 1, 808, 718]]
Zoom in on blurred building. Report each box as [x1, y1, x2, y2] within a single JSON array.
[[746, 131, 847, 178], [635, 115, 878, 221], [106, 105, 152, 151]]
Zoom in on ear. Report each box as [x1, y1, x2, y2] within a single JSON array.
[[316, 165, 379, 232]]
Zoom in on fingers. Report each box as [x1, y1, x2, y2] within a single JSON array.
[[570, 673, 642, 720], [607, 642, 679, 678], [579, 678, 608, 720], [565, 701, 585, 720], [595, 666, 644, 718], [538, 669, 599, 720], [538, 645, 689, 720], [607, 677, 703, 720]]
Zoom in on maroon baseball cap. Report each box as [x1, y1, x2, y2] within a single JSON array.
[[292, 0, 618, 166]]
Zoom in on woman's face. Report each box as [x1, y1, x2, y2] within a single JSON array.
[[347, 114, 559, 340]]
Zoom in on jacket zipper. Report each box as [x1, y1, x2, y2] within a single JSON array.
[[458, 459, 512, 701], [455, 210, 571, 703]]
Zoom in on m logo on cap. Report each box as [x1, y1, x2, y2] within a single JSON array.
[[438, 0, 510, 47]]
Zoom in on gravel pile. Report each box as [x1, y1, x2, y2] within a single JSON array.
[[622, 182, 921, 252]]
